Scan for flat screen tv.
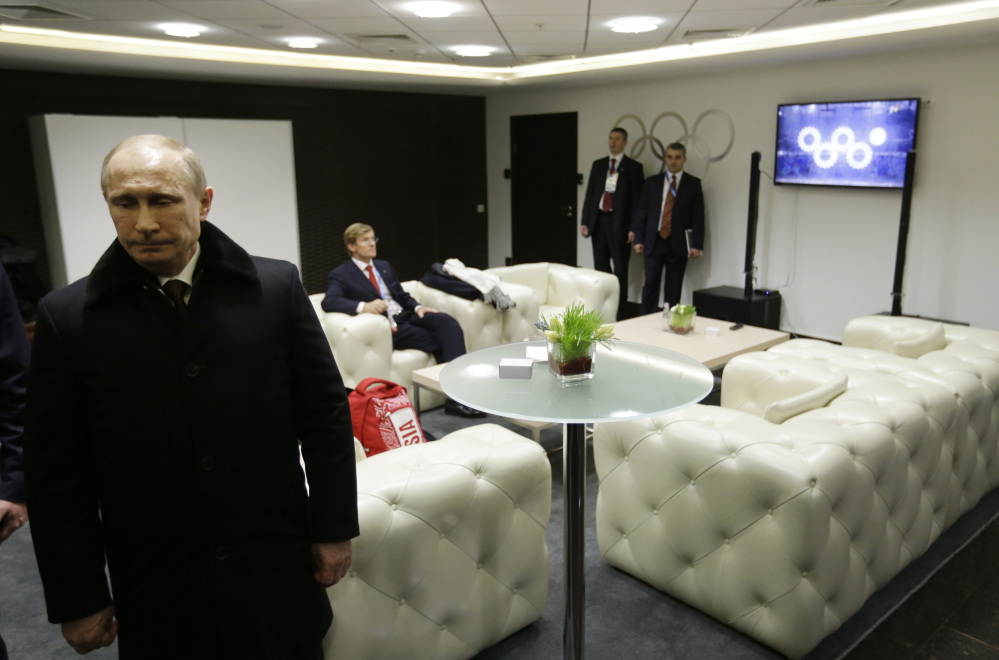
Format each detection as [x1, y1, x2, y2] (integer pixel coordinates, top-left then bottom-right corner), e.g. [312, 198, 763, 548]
[774, 98, 920, 189]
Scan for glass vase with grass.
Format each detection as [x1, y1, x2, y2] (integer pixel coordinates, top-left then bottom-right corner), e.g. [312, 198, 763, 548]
[537, 301, 616, 385]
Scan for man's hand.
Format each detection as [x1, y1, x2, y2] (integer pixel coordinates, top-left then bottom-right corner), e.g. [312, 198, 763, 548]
[415, 306, 439, 319]
[689, 248, 703, 259]
[580, 225, 589, 238]
[313, 540, 352, 588]
[361, 299, 388, 315]
[62, 605, 117, 655]
[0, 500, 27, 544]
[634, 243, 644, 255]
[627, 231, 634, 244]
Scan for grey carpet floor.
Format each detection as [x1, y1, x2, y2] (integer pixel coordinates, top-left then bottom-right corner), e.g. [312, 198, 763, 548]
[2, 406, 997, 659]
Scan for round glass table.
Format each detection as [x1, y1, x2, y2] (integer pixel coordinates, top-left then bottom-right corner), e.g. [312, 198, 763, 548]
[441, 340, 713, 660]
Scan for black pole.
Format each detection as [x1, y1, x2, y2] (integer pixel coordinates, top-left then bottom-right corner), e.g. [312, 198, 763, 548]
[891, 150, 917, 316]
[745, 151, 761, 298]
[563, 422, 586, 659]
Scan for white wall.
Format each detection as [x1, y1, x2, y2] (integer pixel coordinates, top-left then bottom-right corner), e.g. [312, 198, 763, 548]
[30, 115, 300, 287]
[484, 42, 999, 340]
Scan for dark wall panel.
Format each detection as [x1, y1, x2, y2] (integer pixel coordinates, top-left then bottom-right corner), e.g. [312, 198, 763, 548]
[0, 69, 487, 303]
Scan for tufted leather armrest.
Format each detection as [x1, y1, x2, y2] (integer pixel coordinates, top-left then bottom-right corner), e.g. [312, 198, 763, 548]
[324, 423, 552, 659]
[487, 262, 620, 324]
[308, 293, 439, 409]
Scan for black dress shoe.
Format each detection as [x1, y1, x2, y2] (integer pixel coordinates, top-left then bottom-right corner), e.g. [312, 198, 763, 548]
[444, 398, 487, 418]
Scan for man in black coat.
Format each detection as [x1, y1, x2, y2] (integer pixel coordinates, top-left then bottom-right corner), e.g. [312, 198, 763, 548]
[23, 135, 359, 659]
[581, 127, 644, 320]
[632, 142, 706, 314]
[321, 223, 483, 418]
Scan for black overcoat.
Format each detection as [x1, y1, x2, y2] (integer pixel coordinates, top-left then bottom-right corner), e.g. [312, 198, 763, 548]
[24, 222, 359, 659]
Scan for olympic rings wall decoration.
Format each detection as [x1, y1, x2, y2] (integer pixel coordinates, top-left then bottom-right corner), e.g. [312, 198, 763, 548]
[615, 110, 735, 177]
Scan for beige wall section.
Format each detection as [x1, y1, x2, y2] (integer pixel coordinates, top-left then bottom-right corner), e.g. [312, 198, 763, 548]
[484, 42, 999, 341]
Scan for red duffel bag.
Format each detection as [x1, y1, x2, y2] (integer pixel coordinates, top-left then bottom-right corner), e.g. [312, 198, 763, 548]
[348, 378, 427, 457]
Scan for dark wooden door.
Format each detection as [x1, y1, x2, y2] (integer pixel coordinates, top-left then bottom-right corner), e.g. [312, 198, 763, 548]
[510, 112, 578, 265]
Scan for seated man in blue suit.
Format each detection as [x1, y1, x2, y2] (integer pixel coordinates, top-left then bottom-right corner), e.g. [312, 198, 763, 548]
[322, 223, 484, 418]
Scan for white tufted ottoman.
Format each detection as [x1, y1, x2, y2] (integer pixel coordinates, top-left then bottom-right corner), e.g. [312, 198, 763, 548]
[323, 423, 552, 659]
[594, 320, 999, 658]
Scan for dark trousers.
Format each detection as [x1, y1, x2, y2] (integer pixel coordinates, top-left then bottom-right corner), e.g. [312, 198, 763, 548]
[640, 234, 688, 315]
[591, 213, 630, 320]
[393, 310, 466, 363]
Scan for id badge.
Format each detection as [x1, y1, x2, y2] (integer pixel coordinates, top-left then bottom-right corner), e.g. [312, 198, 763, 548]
[604, 172, 619, 193]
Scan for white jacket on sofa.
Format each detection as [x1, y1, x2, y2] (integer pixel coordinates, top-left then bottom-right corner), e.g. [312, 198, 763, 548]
[594, 316, 999, 658]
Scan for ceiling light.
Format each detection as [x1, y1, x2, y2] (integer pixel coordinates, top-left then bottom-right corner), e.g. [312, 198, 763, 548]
[610, 17, 661, 34]
[287, 37, 320, 49]
[160, 23, 204, 38]
[453, 45, 493, 57]
[410, 2, 455, 18]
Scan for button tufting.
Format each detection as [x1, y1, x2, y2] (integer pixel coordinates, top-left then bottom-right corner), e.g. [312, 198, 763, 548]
[391, 504, 398, 510]
[400, 599, 406, 606]
[441, 625, 447, 631]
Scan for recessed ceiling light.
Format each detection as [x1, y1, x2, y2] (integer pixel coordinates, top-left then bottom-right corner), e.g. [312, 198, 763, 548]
[609, 17, 661, 34]
[288, 37, 320, 49]
[410, 2, 455, 18]
[160, 23, 204, 38]
[453, 45, 493, 57]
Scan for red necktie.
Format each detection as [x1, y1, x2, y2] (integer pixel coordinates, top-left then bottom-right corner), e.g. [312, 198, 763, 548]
[659, 174, 676, 240]
[365, 265, 381, 295]
[601, 158, 617, 212]
[162, 279, 188, 314]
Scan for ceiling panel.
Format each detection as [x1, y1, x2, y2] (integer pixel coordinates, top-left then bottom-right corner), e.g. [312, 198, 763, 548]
[261, 0, 390, 19]
[159, 1, 290, 21]
[483, 0, 593, 15]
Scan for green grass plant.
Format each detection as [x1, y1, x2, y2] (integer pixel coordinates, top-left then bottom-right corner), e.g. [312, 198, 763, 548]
[541, 301, 615, 362]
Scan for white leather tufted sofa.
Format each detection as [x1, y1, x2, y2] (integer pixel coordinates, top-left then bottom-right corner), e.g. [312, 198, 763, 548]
[593, 316, 999, 658]
[323, 423, 552, 659]
[308, 263, 618, 409]
[487, 262, 619, 325]
[401, 279, 539, 353]
[309, 293, 443, 410]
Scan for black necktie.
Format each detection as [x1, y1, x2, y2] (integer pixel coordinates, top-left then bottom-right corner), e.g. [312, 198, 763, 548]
[162, 279, 188, 314]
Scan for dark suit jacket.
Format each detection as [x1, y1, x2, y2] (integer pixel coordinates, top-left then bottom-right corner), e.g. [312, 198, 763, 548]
[632, 171, 705, 257]
[24, 222, 358, 658]
[321, 259, 419, 315]
[0, 263, 29, 504]
[581, 154, 644, 243]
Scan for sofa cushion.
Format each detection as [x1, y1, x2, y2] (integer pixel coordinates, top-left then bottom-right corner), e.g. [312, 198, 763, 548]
[892, 322, 946, 358]
[763, 374, 848, 424]
[721, 352, 847, 421]
[843, 316, 947, 358]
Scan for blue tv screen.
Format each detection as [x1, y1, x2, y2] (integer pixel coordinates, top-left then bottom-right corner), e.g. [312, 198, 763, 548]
[774, 98, 920, 189]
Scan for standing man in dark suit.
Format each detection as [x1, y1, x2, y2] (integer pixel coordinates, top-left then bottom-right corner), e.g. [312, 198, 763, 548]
[321, 223, 483, 418]
[581, 127, 644, 319]
[24, 135, 358, 659]
[632, 142, 705, 314]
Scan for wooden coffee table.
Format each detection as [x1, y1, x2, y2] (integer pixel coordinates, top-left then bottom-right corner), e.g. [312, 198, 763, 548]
[411, 362, 554, 443]
[611, 313, 789, 369]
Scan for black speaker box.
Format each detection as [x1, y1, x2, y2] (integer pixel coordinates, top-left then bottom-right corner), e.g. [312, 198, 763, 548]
[692, 286, 781, 330]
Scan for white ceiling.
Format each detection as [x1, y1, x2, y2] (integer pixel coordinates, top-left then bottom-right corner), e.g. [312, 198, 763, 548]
[1, 0, 998, 90]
